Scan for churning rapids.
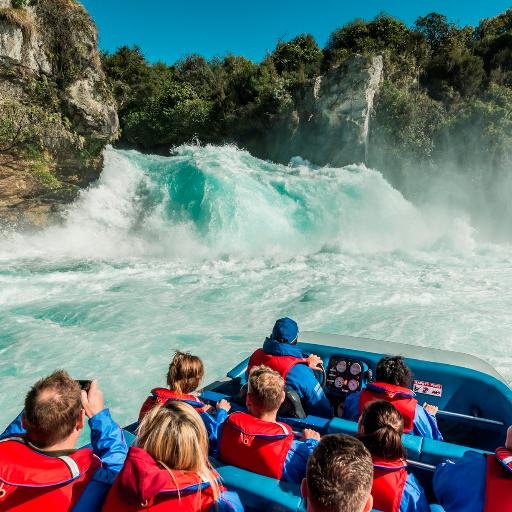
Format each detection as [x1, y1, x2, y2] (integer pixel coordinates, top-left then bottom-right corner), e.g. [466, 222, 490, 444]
[1, 145, 511, 428]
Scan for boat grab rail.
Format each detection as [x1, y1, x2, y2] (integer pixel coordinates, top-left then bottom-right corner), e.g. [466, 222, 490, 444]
[436, 409, 505, 427]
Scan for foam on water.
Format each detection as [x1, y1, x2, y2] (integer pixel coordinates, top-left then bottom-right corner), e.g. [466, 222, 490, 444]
[0, 145, 510, 428]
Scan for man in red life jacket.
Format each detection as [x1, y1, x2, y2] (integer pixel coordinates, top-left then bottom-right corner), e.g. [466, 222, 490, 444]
[218, 365, 321, 483]
[301, 434, 374, 512]
[0, 370, 127, 512]
[343, 355, 443, 440]
[434, 425, 512, 512]
[247, 317, 332, 417]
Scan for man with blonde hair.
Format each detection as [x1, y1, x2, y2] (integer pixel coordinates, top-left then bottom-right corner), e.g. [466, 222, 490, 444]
[218, 365, 320, 483]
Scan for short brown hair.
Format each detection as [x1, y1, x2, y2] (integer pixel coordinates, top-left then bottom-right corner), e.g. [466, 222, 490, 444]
[24, 370, 82, 448]
[306, 434, 373, 512]
[166, 351, 204, 393]
[247, 365, 284, 412]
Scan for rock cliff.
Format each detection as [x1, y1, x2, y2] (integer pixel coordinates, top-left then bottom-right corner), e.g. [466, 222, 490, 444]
[0, 0, 118, 226]
[245, 55, 383, 167]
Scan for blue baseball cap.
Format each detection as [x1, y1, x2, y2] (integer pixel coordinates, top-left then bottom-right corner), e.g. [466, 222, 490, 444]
[271, 317, 299, 344]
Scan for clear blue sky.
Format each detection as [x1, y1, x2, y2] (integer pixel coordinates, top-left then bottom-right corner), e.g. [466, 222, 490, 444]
[80, 0, 512, 64]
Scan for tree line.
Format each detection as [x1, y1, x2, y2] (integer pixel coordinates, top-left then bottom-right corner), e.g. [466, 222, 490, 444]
[102, 10, 512, 181]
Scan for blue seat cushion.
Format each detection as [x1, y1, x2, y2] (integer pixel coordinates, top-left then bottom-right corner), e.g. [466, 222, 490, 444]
[214, 463, 304, 512]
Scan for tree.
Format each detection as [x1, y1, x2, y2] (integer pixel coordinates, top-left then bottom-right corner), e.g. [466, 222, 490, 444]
[414, 13, 454, 51]
[123, 81, 213, 148]
[270, 34, 323, 77]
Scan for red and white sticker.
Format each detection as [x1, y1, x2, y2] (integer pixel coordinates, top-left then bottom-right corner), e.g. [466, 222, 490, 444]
[413, 380, 443, 397]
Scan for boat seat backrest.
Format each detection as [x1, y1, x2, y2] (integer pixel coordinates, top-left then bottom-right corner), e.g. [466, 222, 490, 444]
[214, 463, 303, 511]
[420, 437, 486, 465]
[326, 417, 483, 465]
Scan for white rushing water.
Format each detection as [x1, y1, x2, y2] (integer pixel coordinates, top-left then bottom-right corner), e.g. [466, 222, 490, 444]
[0, 145, 511, 429]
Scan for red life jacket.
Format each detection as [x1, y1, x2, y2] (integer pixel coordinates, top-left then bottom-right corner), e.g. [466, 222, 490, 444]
[102, 467, 223, 512]
[248, 348, 308, 381]
[371, 457, 408, 512]
[484, 447, 512, 512]
[218, 411, 294, 480]
[139, 388, 208, 422]
[0, 436, 101, 512]
[359, 382, 417, 433]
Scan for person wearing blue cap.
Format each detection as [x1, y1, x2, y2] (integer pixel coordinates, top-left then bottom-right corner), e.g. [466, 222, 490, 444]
[247, 317, 332, 417]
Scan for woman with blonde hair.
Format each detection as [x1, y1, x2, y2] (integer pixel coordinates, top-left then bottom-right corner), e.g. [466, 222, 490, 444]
[139, 351, 230, 447]
[102, 401, 242, 511]
[358, 400, 430, 512]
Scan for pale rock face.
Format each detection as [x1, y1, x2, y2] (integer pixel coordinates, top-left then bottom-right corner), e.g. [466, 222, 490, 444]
[0, 20, 23, 62]
[257, 55, 384, 167]
[64, 75, 119, 138]
[296, 54, 384, 165]
[0, 6, 51, 73]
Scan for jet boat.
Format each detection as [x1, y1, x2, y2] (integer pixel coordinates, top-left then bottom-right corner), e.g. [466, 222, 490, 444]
[126, 331, 512, 511]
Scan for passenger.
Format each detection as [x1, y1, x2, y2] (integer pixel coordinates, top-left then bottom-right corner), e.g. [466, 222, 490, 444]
[343, 355, 443, 440]
[139, 350, 230, 447]
[0, 370, 127, 511]
[247, 317, 332, 417]
[102, 401, 243, 511]
[358, 400, 430, 512]
[218, 365, 321, 483]
[301, 433, 374, 512]
[433, 424, 512, 511]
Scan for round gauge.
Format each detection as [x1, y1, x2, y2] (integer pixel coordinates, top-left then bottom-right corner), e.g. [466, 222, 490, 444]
[334, 377, 344, 388]
[336, 360, 347, 373]
[348, 379, 359, 391]
[350, 362, 362, 375]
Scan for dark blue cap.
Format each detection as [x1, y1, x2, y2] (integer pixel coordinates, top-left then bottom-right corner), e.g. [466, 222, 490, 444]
[271, 317, 299, 344]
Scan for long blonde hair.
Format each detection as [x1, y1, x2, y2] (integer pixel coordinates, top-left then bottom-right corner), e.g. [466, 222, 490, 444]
[137, 401, 220, 501]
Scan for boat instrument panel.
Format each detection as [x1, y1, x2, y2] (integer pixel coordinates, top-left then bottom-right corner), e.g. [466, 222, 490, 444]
[325, 355, 370, 416]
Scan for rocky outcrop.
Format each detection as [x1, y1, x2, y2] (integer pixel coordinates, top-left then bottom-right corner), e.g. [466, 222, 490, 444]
[0, 0, 118, 226]
[246, 55, 384, 167]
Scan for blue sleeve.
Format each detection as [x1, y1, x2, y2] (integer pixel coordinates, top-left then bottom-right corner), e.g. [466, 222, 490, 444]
[286, 365, 332, 417]
[433, 451, 486, 512]
[413, 406, 443, 440]
[282, 438, 319, 484]
[400, 473, 430, 512]
[88, 409, 128, 482]
[72, 409, 128, 512]
[0, 411, 25, 439]
[342, 392, 361, 421]
[201, 409, 228, 452]
[215, 490, 244, 512]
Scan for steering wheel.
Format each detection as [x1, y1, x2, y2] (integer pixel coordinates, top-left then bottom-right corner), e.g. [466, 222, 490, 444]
[313, 363, 327, 388]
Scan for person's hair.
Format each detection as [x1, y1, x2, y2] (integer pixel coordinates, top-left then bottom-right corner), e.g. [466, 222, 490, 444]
[375, 356, 413, 388]
[24, 369, 82, 449]
[306, 434, 373, 512]
[359, 400, 406, 460]
[137, 400, 220, 500]
[166, 351, 204, 393]
[247, 365, 284, 412]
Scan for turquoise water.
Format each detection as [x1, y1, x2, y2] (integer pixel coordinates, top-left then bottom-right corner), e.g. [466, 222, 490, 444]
[1, 145, 511, 429]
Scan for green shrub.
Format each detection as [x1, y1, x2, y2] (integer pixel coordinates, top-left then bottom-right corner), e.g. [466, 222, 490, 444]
[12, 0, 29, 9]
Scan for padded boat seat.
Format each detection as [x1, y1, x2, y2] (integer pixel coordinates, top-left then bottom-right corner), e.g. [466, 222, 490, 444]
[420, 437, 486, 465]
[326, 417, 422, 459]
[215, 464, 304, 511]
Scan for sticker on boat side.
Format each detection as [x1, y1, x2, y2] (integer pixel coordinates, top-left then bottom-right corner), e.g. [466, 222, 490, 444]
[413, 380, 443, 397]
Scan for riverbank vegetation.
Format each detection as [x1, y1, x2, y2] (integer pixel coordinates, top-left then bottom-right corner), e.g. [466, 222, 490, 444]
[102, 9, 512, 183]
